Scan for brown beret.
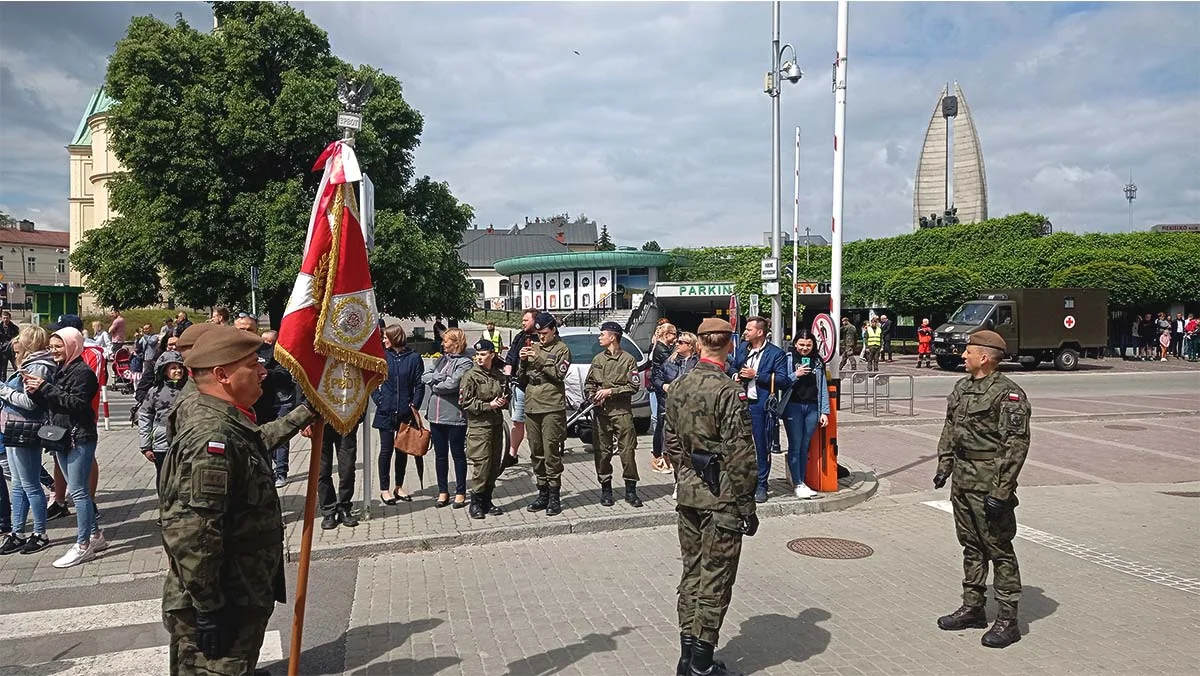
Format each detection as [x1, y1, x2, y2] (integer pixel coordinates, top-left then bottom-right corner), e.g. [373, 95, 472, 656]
[177, 323, 219, 352]
[968, 330, 1007, 351]
[184, 325, 263, 369]
[696, 317, 734, 336]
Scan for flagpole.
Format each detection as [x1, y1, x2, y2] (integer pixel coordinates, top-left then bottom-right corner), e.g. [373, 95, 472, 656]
[288, 419, 323, 676]
[791, 125, 800, 341]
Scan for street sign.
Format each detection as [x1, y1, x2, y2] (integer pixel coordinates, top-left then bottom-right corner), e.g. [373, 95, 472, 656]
[812, 313, 837, 363]
[762, 281, 780, 296]
[250, 266, 259, 289]
[760, 258, 779, 281]
[729, 295, 739, 333]
[748, 293, 760, 317]
[337, 112, 362, 131]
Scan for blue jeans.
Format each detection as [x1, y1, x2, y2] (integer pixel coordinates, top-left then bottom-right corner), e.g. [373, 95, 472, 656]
[0, 454, 9, 534]
[783, 402, 820, 488]
[430, 423, 467, 496]
[8, 446, 49, 535]
[748, 404, 771, 492]
[56, 441, 98, 545]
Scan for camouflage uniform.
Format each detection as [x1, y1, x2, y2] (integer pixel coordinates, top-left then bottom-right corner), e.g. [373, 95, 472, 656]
[458, 363, 507, 497]
[584, 348, 640, 483]
[936, 370, 1031, 620]
[664, 360, 757, 645]
[518, 336, 571, 488]
[160, 392, 313, 675]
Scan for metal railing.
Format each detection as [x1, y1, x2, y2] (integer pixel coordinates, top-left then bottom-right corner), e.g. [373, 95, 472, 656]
[871, 374, 914, 417]
[560, 292, 614, 327]
[848, 371, 873, 414]
[625, 291, 656, 334]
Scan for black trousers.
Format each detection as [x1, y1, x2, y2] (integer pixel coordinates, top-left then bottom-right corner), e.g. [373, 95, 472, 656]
[318, 422, 358, 515]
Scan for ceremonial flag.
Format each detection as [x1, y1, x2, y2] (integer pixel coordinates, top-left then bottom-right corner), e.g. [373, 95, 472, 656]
[276, 140, 388, 435]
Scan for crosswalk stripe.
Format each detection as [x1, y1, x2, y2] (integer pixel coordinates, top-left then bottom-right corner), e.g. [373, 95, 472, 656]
[11, 630, 284, 676]
[0, 598, 161, 641]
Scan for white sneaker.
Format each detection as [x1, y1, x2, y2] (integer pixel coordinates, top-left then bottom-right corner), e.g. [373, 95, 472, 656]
[90, 531, 109, 553]
[794, 484, 818, 500]
[1160, 358, 1167, 362]
[52, 542, 96, 569]
[671, 486, 677, 501]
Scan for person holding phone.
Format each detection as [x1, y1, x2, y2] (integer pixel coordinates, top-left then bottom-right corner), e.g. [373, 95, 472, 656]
[783, 330, 829, 500]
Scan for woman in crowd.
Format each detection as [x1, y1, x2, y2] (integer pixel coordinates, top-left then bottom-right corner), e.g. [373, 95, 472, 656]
[457, 339, 509, 519]
[372, 324, 425, 505]
[0, 326, 56, 555]
[26, 327, 102, 568]
[136, 351, 187, 494]
[782, 330, 829, 500]
[423, 328, 472, 508]
[654, 330, 698, 476]
[648, 321, 677, 473]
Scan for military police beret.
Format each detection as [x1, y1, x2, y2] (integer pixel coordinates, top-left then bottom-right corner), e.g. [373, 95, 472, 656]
[177, 323, 219, 352]
[600, 321, 623, 335]
[474, 339, 495, 352]
[184, 326, 264, 369]
[534, 312, 557, 330]
[968, 330, 1007, 351]
[696, 317, 734, 335]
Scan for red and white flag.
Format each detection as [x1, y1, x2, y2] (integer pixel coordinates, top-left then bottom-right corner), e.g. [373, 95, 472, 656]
[275, 140, 388, 435]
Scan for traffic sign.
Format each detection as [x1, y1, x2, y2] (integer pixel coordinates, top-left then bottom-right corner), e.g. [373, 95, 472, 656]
[748, 293, 760, 317]
[729, 294, 739, 332]
[812, 313, 836, 363]
[760, 258, 778, 281]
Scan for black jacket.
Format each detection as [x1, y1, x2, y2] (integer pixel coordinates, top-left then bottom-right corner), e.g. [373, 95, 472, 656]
[32, 358, 99, 445]
[253, 343, 297, 423]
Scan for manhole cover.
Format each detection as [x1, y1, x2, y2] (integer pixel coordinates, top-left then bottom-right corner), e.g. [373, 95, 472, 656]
[1161, 491, 1200, 499]
[1104, 424, 1147, 431]
[787, 537, 873, 559]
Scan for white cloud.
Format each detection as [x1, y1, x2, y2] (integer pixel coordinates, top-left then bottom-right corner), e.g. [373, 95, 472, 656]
[0, 1, 1196, 245]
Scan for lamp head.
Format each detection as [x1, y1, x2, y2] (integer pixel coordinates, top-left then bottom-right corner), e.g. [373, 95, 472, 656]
[781, 60, 804, 84]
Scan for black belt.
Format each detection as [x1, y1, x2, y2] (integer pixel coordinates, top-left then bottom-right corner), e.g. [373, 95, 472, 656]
[955, 448, 996, 461]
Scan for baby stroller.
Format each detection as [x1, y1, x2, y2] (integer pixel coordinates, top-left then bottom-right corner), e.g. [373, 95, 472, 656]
[110, 346, 136, 395]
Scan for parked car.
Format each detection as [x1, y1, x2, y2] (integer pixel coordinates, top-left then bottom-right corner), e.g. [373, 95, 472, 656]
[556, 327, 652, 443]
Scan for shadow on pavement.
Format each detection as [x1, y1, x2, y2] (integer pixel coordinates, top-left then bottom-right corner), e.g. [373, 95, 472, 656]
[293, 618, 448, 675]
[724, 608, 832, 675]
[1017, 585, 1058, 634]
[500, 626, 635, 676]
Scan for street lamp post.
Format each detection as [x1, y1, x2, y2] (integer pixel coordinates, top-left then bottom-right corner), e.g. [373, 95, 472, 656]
[1124, 170, 1137, 230]
[765, 0, 804, 346]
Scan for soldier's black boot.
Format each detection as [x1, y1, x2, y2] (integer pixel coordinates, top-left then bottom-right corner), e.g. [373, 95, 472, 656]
[546, 486, 562, 516]
[676, 634, 696, 676]
[600, 480, 614, 507]
[527, 485, 550, 512]
[468, 492, 486, 520]
[482, 489, 503, 515]
[981, 617, 1021, 648]
[688, 640, 740, 676]
[624, 481, 643, 508]
[937, 605, 988, 630]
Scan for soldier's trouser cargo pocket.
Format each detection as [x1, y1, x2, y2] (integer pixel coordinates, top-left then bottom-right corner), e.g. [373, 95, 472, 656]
[165, 606, 271, 676]
[676, 507, 744, 644]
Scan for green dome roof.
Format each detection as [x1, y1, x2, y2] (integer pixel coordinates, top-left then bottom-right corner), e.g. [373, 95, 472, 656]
[494, 250, 671, 275]
[70, 87, 117, 146]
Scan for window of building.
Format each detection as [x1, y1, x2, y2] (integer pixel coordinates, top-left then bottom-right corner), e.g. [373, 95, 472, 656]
[26, 257, 36, 273]
[0, 255, 4, 271]
[499, 279, 511, 297]
[471, 279, 485, 295]
[58, 258, 67, 274]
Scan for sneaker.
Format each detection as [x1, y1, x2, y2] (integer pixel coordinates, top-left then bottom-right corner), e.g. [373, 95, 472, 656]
[0, 533, 26, 556]
[52, 542, 96, 569]
[90, 531, 109, 553]
[46, 502, 71, 521]
[671, 486, 677, 501]
[794, 484, 818, 500]
[20, 533, 50, 555]
[274, 477, 286, 489]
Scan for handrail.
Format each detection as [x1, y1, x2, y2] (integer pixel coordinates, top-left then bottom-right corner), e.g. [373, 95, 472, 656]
[625, 291, 656, 334]
[560, 291, 615, 327]
[871, 374, 914, 417]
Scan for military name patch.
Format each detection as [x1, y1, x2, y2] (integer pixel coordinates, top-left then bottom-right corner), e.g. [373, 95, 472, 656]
[198, 468, 228, 496]
[207, 441, 226, 455]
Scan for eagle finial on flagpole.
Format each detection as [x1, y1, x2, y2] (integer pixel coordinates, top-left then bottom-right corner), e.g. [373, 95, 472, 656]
[335, 75, 373, 144]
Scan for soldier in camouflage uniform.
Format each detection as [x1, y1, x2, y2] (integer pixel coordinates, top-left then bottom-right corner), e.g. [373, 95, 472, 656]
[518, 312, 572, 516]
[584, 321, 643, 508]
[159, 327, 314, 675]
[664, 317, 758, 676]
[933, 330, 1031, 649]
[458, 339, 508, 519]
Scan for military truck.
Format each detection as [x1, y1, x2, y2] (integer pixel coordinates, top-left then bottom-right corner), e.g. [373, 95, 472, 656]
[932, 288, 1109, 371]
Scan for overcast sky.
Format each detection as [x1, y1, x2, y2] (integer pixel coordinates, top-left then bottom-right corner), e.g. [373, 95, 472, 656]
[1, 1, 1196, 248]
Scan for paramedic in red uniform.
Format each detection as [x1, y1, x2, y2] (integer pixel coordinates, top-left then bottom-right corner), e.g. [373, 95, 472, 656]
[916, 318, 934, 369]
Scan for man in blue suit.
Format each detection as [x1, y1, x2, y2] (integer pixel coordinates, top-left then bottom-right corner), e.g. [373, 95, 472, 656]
[728, 316, 792, 503]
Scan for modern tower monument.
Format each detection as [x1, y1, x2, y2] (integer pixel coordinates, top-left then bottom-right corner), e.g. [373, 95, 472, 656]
[913, 82, 988, 229]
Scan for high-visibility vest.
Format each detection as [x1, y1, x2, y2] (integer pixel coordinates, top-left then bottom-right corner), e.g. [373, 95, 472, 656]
[865, 326, 882, 347]
[484, 329, 503, 348]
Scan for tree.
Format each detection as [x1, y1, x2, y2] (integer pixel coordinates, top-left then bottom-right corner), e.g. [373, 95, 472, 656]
[71, 2, 475, 323]
[641, 240, 662, 252]
[596, 224, 616, 251]
[1050, 261, 1159, 310]
[0, 212, 15, 226]
[882, 265, 981, 318]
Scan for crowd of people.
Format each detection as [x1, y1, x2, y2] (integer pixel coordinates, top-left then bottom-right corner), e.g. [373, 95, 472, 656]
[1127, 312, 1198, 361]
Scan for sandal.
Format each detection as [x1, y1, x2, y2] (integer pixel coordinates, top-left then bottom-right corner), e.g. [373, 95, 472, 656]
[380, 492, 398, 506]
[392, 488, 413, 503]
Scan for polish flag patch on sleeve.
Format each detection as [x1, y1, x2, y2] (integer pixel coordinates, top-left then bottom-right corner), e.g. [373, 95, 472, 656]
[1007, 392, 1021, 402]
[207, 441, 226, 456]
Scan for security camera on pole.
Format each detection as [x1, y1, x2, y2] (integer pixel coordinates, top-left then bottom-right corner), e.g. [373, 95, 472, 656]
[765, 0, 804, 346]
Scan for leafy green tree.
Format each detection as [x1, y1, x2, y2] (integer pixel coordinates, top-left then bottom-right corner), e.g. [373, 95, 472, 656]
[641, 240, 662, 252]
[71, 2, 475, 324]
[1050, 261, 1160, 310]
[596, 224, 616, 251]
[883, 265, 981, 318]
[0, 212, 16, 226]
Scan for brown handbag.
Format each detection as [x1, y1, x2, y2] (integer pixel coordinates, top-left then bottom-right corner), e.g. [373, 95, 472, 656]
[393, 405, 431, 457]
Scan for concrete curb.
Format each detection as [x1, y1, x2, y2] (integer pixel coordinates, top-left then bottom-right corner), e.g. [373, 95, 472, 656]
[838, 408, 1198, 428]
[288, 460, 879, 562]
